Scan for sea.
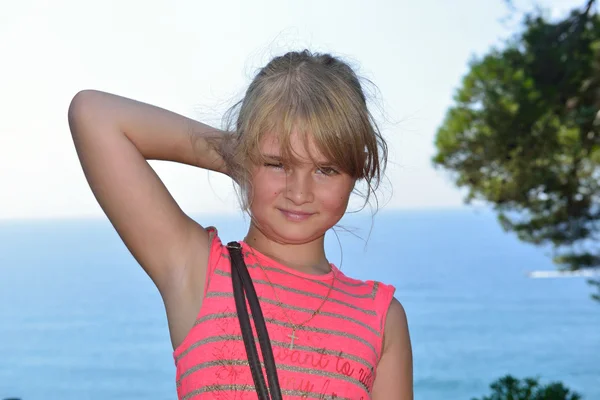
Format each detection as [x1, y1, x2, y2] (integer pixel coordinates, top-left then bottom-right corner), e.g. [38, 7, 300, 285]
[0, 209, 598, 400]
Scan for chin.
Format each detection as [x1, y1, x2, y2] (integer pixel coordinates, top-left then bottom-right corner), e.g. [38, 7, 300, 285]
[269, 225, 326, 245]
[252, 215, 327, 245]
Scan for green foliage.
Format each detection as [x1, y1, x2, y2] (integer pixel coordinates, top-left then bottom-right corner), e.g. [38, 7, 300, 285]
[433, 0, 600, 300]
[472, 375, 581, 400]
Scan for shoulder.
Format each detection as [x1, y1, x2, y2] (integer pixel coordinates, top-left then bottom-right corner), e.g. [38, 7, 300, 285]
[333, 268, 394, 294]
[332, 270, 396, 316]
[372, 297, 413, 398]
[384, 298, 409, 345]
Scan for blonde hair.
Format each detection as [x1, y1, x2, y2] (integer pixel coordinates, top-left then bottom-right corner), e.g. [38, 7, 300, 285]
[220, 50, 388, 212]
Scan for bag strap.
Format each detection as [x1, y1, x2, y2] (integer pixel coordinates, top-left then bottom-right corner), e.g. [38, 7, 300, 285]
[227, 241, 283, 400]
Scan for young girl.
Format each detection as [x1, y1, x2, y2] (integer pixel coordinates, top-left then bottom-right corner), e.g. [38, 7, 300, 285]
[68, 50, 412, 399]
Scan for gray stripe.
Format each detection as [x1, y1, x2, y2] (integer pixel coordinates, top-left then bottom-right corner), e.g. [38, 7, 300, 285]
[178, 360, 367, 397]
[190, 312, 377, 357]
[178, 359, 249, 382]
[206, 291, 380, 336]
[277, 361, 367, 389]
[248, 263, 373, 299]
[175, 334, 239, 362]
[175, 334, 374, 369]
[223, 250, 373, 288]
[214, 269, 376, 315]
[243, 261, 375, 297]
[264, 316, 377, 357]
[182, 384, 354, 400]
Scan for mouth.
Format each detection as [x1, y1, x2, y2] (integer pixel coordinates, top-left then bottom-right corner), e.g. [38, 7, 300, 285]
[278, 209, 315, 221]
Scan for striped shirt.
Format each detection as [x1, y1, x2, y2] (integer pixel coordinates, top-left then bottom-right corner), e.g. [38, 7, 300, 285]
[173, 228, 396, 399]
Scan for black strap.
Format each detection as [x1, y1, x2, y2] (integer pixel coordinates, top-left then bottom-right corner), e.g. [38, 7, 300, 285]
[227, 242, 283, 400]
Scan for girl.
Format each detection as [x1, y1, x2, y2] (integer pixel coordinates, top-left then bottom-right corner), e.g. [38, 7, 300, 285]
[68, 50, 412, 399]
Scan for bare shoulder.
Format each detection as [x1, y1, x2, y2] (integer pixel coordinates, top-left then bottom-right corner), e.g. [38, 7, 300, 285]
[385, 298, 410, 341]
[371, 298, 413, 399]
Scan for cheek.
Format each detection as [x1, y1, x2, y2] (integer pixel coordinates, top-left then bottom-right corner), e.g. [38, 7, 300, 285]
[250, 171, 284, 204]
[317, 183, 353, 212]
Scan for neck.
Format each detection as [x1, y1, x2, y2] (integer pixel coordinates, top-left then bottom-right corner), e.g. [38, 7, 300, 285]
[244, 222, 331, 275]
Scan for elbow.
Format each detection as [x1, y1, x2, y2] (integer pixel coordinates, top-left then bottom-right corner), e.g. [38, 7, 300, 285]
[68, 90, 102, 137]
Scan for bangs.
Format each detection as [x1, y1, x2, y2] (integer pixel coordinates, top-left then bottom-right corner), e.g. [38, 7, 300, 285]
[239, 72, 372, 178]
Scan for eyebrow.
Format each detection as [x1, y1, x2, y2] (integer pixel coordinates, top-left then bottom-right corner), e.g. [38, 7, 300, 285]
[262, 154, 282, 160]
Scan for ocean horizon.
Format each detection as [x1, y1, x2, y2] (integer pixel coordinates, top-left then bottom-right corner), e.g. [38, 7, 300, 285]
[1, 208, 598, 399]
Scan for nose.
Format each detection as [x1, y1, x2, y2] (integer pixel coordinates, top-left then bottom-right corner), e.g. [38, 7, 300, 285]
[284, 170, 314, 205]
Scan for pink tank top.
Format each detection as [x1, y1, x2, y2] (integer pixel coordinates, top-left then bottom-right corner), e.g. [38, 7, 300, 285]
[173, 228, 396, 399]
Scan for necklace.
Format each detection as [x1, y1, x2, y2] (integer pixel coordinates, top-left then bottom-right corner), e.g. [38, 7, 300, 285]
[251, 248, 336, 350]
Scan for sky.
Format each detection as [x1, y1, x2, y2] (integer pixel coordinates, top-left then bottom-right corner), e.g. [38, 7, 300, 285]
[0, 0, 586, 220]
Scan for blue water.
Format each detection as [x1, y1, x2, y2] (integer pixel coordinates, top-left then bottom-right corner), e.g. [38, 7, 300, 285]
[0, 209, 598, 399]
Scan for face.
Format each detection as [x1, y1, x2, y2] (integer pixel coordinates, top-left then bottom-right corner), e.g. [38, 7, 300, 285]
[247, 131, 356, 245]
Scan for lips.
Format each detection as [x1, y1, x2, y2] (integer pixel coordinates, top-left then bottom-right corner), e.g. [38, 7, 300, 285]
[279, 209, 315, 221]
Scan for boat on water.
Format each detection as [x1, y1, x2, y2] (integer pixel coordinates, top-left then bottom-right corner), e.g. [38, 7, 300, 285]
[527, 269, 600, 278]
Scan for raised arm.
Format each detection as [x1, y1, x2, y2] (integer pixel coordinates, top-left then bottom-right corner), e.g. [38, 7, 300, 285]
[68, 90, 226, 297]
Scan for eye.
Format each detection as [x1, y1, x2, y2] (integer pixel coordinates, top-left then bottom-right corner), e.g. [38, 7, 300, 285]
[264, 162, 284, 169]
[317, 166, 339, 176]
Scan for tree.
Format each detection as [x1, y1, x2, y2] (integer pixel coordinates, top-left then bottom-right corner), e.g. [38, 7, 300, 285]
[472, 375, 581, 400]
[433, 0, 600, 301]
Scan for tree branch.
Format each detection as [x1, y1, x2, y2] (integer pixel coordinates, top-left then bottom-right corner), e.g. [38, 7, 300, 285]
[584, 0, 596, 17]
